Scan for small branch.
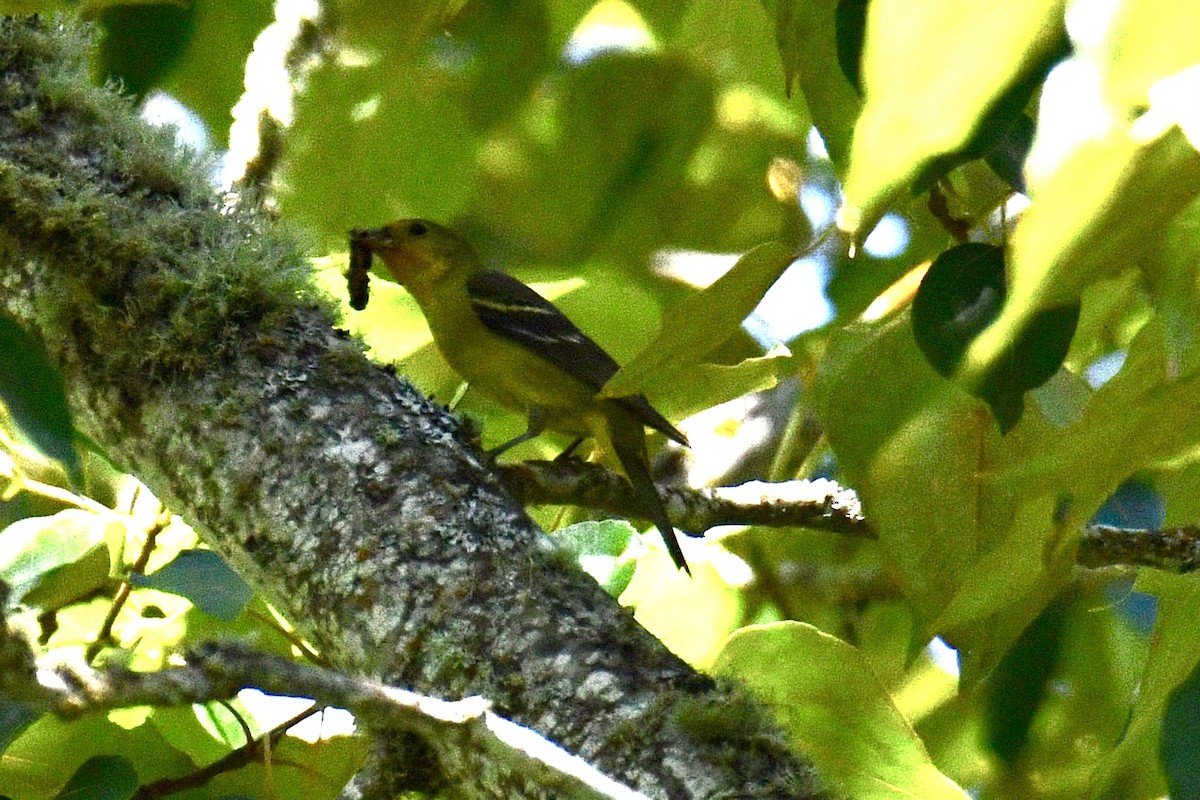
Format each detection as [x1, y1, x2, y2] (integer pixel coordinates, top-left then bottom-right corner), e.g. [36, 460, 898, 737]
[1078, 525, 1200, 573]
[500, 460, 1200, 573]
[927, 181, 972, 242]
[87, 507, 169, 662]
[137, 705, 324, 800]
[498, 460, 867, 538]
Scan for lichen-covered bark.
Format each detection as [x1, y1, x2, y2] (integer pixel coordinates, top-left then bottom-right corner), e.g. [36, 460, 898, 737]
[0, 17, 826, 800]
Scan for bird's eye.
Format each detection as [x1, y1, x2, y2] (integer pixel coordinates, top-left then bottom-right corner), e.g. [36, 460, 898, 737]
[408, 221, 428, 236]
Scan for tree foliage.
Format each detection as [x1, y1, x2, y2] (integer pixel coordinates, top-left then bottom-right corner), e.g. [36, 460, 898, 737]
[2, 1, 1200, 799]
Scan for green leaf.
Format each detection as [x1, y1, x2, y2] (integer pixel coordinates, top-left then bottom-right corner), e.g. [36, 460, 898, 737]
[1143, 196, 1200, 375]
[207, 734, 368, 800]
[978, 599, 1065, 763]
[0, 702, 41, 755]
[1097, 569, 1200, 793]
[815, 316, 1078, 680]
[1161, 655, 1200, 798]
[555, 519, 637, 596]
[912, 243, 1007, 377]
[53, 756, 137, 800]
[1098, 0, 1200, 113]
[478, 51, 718, 262]
[602, 241, 795, 397]
[622, 553, 742, 669]
[913, 243, 1080, 432]
[131, 548, 252, 620]
[93, 2, 195, 100]
[442, 0, 554, 130]
[0, 311, 82, 485]
[909, 30, 1067, 196]
[981, 112, 1036, 194]
[655, 347, 792, 423]
[556, 519, 634, 559]
[713, 622, 970, 799]
[761, 0, 861, 167]
[0, 511, 118, 611]
[976, 302, 1079, 433]
[967, 126, 1200, 378]
[0, 714, 191, 799]
[839, 0, 1067, 236]
[279, 5, 481, 245]
[833, 0, 867, 91]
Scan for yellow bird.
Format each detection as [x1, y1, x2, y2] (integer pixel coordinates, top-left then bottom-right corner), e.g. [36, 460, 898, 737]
[350, 219, 690, 573]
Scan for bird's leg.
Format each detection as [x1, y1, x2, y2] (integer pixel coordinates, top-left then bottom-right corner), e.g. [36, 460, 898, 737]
[553, 437, 586, 463]
[489, 406, 548, 459]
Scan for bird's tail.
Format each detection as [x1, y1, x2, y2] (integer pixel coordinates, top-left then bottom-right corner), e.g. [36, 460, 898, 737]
[603, 401, 690, 574]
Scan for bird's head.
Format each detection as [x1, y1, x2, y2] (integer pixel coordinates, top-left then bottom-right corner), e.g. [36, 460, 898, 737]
[350, 218, 479, 290]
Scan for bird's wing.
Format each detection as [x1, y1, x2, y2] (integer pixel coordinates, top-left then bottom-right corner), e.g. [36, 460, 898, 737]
[467, 270, 619, 391]
[467, 270, 688, 446]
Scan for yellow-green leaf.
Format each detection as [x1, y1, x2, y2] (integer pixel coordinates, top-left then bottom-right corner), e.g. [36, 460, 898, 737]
[601, 241, 795, 398]
[714, 622, 970, 800]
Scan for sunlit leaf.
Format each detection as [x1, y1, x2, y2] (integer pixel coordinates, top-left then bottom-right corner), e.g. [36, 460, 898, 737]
[0, 714, 191, 799]
[714, 623, 970, 799]
[839, 0, 1067, 236]
[602, 241, 795, 397]
[1098, 0, 1200, 113]
[0, 511, 118, 611]
[967, 127, 1200, 379]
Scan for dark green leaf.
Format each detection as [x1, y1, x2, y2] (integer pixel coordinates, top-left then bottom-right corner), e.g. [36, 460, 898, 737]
[0, 312, 82, 485]
[983, 112, 1035, 194]
[94, 3, 196, 100]
[0, 701, 41, 755]
[978, 301, 1080, 433]
[54, 755, 138, 800]
[912, 243, 1006, 377]
[980, 599, 1066, 763]
[1162, 656, 1200, 799]
[131, 549, 252, 620]
[834, 0, 867, 91]
[913, 243, 1079, 432]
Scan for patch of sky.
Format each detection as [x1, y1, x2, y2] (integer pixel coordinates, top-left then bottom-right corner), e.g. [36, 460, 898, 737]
[563, 0, 656, 64]
[1085, 350, 1127, 388]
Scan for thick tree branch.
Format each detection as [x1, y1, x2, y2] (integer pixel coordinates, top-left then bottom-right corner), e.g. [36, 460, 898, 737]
[0, 17, 824, 800]
[0, 610, 649, 800]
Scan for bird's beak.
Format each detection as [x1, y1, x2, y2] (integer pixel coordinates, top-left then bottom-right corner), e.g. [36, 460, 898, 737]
[349, 227, 392, 252]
